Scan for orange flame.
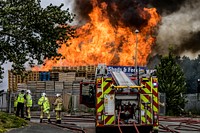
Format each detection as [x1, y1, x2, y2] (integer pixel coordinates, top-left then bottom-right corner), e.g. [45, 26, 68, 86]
[33, 1, 160, 71]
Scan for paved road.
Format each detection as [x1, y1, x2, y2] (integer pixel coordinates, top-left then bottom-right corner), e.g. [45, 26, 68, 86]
[160, 121, 200, 133]
[7, 116, 200, 133]
[7, 122, 73, 133]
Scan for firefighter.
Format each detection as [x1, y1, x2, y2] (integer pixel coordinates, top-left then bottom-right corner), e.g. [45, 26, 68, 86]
[14, 95, 18, 114]
[16, 90, 26, 118]
[25, 90, 32, 121]
[38, 92, 51, 123]
[53, 93, 63, 124]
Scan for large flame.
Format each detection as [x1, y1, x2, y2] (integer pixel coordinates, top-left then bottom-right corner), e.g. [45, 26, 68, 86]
[33, 1, 160, 71]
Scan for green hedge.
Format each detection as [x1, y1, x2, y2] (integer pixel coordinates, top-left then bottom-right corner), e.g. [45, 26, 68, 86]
[0, 112, 27, 133]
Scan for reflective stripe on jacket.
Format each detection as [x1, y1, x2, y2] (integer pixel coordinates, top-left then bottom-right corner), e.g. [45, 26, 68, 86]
[43, 97, 50, 112]
[54, 97, 63, 111]
[17, 93, 25, 103]
[38, 96, 45, 106]
[14, 98, 18, 107]
[26, 94, 32, 107]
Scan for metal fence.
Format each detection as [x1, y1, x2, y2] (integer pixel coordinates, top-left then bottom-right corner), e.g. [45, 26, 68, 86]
[185, 93, 200, 112]
[3, 80, 89, 113]
[159, 93, 166, 116]
[2, 89, 199, 115]
[0, 92, 7, 111]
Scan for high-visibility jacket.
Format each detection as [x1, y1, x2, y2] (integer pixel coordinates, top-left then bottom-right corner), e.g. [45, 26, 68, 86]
[43, 97, 50, 112]
[26, 94, 32, 107]
[17, 93, 25, 103]
[38, 96, 45, 106]
[53, 97, 63, 111]
[14, 97, 18, 108]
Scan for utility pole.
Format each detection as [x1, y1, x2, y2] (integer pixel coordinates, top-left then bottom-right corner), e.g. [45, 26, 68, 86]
[135, 29, 139, 85]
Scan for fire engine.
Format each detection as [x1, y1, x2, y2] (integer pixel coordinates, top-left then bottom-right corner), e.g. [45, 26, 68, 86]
[80, 64, 159, 133]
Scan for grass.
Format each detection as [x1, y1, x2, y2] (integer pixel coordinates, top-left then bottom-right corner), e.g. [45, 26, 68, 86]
[0, 112, 27, 133]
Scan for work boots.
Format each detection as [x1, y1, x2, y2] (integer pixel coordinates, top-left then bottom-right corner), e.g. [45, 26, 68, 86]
[56, 120, 61, 124]
[25, 118, 30, 121]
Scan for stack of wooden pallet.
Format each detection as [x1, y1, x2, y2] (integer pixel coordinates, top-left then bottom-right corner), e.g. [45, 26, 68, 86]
[78, 66, 87, 71]
[50, 72, 59, 81]
[55, 81, 64, 93]
[58, 72, 68, 81]
[27, 81, 37, 93]
[36, 81, 46, 93]
[72, 81, 81, 95]
[63, 81, 73, 93]
[8, 71, 40, 92]
[45, 81, 55, 93]
[17, 83, 27, 91]
[27, 71, 39, 81]
[86, 65, 97, 72]
[66, 72, 76, 81]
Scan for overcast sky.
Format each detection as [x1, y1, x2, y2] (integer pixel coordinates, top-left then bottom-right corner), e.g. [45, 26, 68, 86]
[41, 0, 65, 7]
[0, 0, 67, 91]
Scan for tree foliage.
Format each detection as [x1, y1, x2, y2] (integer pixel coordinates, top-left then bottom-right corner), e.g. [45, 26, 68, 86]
[155, 50, 187, 116]
[177, 55, 200, 93]
[0, 0, 76, 82]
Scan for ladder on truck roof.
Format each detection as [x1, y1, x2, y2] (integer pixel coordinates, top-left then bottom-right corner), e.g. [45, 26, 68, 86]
[110, 70, 141, 89]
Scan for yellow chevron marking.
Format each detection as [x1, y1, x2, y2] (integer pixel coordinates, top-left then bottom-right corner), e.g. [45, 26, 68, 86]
[141, 116, 146, 123]
[140, 94, 153, 124]
[101, 77, 104, 93]
[97, 98, 103, 113]
[108, 116, 115, 125]
[141, 104, 146, 123]
[97, 105, 103, 113]
[102, 78, 112, 94]
[146, 81, 152, 93]
[141, 81, 151, 93]
[152, 87, 158, 112]
[103, 115, 115, 125]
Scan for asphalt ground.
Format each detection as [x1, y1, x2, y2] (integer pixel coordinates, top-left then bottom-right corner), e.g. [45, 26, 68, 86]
[7, 121, 74, 133]
[159, 117, 200, 133]
[6, 114, 200, 133]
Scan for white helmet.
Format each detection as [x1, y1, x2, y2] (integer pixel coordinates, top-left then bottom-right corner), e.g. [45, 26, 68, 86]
[41, 92, 46, 97]
[56, 93, 61, 97]
[26, 90, 31, 94]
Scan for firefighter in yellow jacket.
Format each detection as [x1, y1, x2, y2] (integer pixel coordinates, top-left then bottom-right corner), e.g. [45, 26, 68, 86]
[38, 92, 51, 123]
[25, 90, 32, 121]
[14, 95, 18, 114]
[53, 94, 63, 124]
[16, 90, 25, 118]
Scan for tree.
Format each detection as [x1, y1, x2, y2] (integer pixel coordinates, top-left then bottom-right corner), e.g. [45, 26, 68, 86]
[155, 50, 187, 116]
[176, 55, 200, 93]
[0, 0, 76, 82]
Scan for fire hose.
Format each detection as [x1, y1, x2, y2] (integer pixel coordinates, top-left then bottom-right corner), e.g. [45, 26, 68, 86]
[159, 116, 200, 132]
[117, 109, 140, 133]
[118, 110, 123, 133]
[133, 121, 140, 133]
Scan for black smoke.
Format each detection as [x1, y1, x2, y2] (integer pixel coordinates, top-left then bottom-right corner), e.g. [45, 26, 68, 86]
[73, 0, 93, 23]
[174, 31, 200, 54]
[149, 0, 187, 15]
[153, 0, 200, 56]
[73, 0, 153, 29]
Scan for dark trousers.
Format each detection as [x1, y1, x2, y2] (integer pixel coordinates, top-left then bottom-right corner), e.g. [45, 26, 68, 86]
[16, 102, 24, 118]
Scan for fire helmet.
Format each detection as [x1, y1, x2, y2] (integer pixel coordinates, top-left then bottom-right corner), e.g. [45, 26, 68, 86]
[41, 92, 46, 97]
[26, 90, 31, 94]
[56, 94, 61, 97]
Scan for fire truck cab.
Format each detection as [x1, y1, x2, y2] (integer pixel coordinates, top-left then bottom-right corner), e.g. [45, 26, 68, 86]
[80, 64, 159, 133]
